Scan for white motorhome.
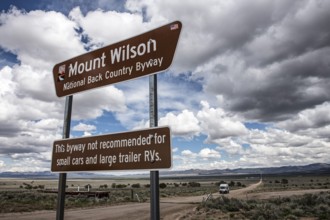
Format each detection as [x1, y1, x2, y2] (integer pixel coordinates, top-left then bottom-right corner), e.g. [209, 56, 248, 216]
[219, 183, 230, 194]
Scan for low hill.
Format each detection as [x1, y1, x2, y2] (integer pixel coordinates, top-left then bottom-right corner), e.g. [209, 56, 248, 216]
[0, 163, 329, 178]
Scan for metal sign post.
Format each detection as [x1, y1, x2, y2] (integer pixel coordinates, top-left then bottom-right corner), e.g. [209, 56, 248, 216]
[52, 21, 182, 220]
[149, 74, 159, 219]
[56, 95, 73, 220]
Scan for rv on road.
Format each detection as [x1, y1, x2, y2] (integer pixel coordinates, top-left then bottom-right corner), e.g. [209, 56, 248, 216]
[219, 183, 230, 194]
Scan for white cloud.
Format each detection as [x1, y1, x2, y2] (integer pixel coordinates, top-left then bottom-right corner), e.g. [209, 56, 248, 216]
[199, 148, 221, 159]
[181, 149, 197, 158]
[159, 110, 200, 137]
[6, 152, 51, 172]
[0, 7, 85, 70]
[82, 131, 93, 137]
[277, 102, 330, 132]
[236, 127, 330, 167]
[73, 122, 96, 132]
[115, 73, 204, 131]
[72, 86, 127, 120]
[215, 138, 244, 155]
[0, 65, 15, 96]
[174, 147, 222, 170]
[69, 7, 147, 48]
[197, 101, 248, 140]
[1, 1, 330, 172]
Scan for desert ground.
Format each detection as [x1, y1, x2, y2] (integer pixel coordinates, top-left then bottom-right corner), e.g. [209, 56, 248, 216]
[1, 177, 329, 220]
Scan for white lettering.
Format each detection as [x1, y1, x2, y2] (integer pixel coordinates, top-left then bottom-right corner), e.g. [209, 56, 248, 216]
[99, 154, 117, 167]
[66, 143, 86, 154]
[110, 39, 157, 64]
[144, 150, 160, 162]
[105, 66, 133, 79]
[87, 73, 103, 84]
[136, 57, 163, 72]
[68, 52, 106, 77]
[63, 78, 86, 91]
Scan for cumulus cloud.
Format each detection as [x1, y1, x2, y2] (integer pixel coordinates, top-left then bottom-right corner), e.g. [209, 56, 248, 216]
[238, 127, 330, 167]
[73, 122, 96, 132]
[159, 110, 200, 137]
[215, 138, 244, 155]
[0, 118, 61, 155]
[197, 101, 248, 140]
[175, 148, 221, 170]
[126, 0, 330, 122]
[181, 149, 197, 158]
[1, 0, 330, 172]
[69, 7, 147, 48]
[199, 148, 221, 159]
[0, 7, 128, 171]
[72, 85, 127, 120]
[277, 102, 330, 132]
[0, 7, 85, 69]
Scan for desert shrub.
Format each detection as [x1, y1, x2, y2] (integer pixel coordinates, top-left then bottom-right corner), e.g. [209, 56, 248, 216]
[111, 183, 116, 188]
[291, 208, 304, 217]
[203, 196, 247, 213]
[103, 184, 108, 189]
[84, 184, 92, 190]
[315, 204, 330, 220]
[188, 182, 200, 187]
[248, 203, 281, 220]
[215, 181, 226, 186]
[198, 192, 330, 220]
[131, 183, 140, 188]
[0, 191, 58, 213]
[298, 194, 317, 206]
[159, 183, 167, 189]
[144, 184, 150, 188]
[116, 184, 127, 188]
[285, 214, 299, 220]
[22, 182, 32, 190]
[229, 181, 235, 187]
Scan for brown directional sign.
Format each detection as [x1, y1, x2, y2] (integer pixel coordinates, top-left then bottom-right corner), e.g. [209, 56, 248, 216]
[53, 21, 182, 97]
[51, 127, 171, 172]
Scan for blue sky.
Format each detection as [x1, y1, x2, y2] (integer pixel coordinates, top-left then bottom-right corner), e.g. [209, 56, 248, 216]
[0, 0, 330, 173]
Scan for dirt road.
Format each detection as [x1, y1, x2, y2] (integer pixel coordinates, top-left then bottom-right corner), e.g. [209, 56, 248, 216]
[1, 180, 328, 220]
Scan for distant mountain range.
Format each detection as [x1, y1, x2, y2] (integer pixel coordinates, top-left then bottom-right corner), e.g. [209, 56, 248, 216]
[160, 163, 330, 176]
[1, 163, 329, 178]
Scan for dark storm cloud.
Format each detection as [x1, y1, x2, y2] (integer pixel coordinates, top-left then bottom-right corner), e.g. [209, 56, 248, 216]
[0, 147, 35, 154]
[202, 0, 330, 122]
[0, 122, 21, 137]
[233, 48, 330, 121]
[242, 0, 330, 67]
